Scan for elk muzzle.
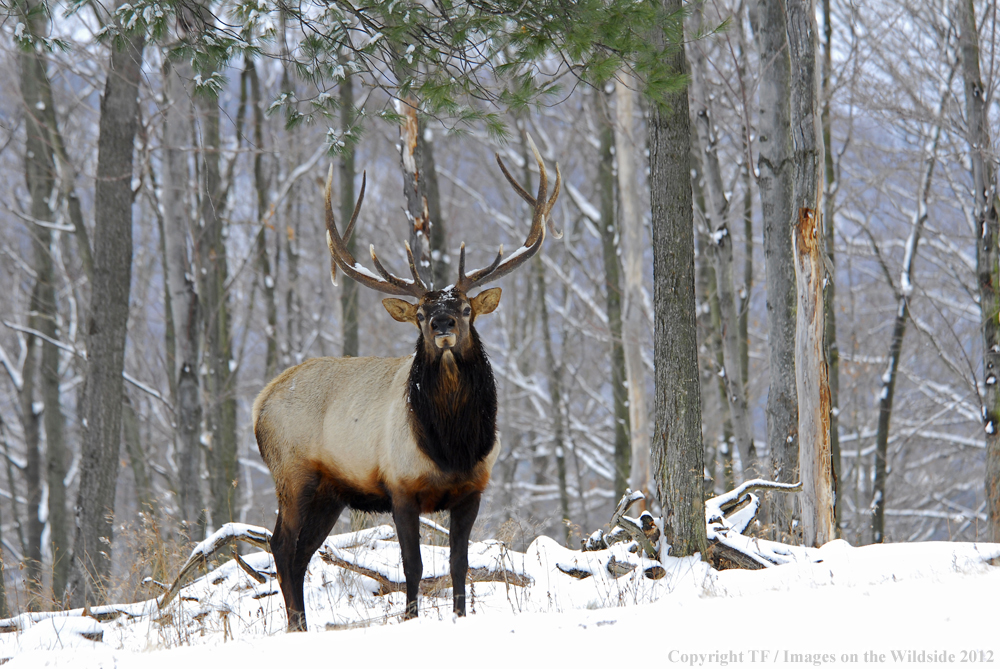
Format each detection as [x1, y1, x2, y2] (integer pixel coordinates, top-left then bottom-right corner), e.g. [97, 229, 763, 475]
[431, 314, 458, 349]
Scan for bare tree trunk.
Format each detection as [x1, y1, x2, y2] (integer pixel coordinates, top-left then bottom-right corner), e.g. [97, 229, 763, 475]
[398, 99, 434, 287]
[649, 0, 707, 558]
[787, 0, 831, 547]
[248, 60, 278, 379]
[598, 87, 632, 500]
[613, 74, 651, 500]
[794, 209, 834, 547]
[339, 65, 359, 359]
[162, 55, 205, 534]
[871, 91, 948, 543]
[751, 0, 799, 535]
[122, 393, 153, 513]
[820, 0, 841, 537]
[18, 6, 71, 600]
[19, 293, 42, 606]
[517, 127, 571, 543]
[958, 0, 1000, 542]
[705, 253, 736, 492]
[421, 128, 449, 290]
[688, 18, 759, 479]
[196, 83, 238, 530]
[0, 471, 8, 617]
[17, 8, 55, 604]
[67, 24, 145, 608]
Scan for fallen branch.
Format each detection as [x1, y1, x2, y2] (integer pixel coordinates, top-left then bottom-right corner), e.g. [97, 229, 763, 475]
[159, 523, 272, 609]
[584, 489, 659, 558]
[319, 544, 532, 595]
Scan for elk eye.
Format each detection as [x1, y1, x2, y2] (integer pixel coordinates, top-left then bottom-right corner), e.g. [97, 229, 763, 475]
[417, 313, 425, 322]
[463, 307, 471, 317]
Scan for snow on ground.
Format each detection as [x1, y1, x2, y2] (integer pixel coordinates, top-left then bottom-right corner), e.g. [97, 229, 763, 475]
[3, 533, 999, 668]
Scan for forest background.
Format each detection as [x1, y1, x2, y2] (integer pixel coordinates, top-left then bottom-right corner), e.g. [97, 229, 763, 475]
[0, 0, 997, 618]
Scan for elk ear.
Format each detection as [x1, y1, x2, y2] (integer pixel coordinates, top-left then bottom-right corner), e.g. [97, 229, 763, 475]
[382, 298, 419, 324]
[471, 287, 501, 316]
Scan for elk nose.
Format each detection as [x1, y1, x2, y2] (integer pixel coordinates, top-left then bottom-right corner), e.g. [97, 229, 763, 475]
[431, 315, 456, 333]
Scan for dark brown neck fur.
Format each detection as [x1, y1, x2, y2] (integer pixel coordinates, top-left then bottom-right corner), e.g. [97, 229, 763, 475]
[407, 328, 497, 474]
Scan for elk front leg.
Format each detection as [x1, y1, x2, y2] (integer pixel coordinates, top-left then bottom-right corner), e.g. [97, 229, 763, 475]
[449, 492, 481, 616]
[392, 498, 423, 620]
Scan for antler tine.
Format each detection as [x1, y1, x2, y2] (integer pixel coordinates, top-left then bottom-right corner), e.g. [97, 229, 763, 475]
[495, 153, 535, 206]
[342, 171, 367, 243]
[455, 133, 561, 293]
[404, 241, 428, 292]
[369, 244, 426, 294]
[456, 242, 505, 291]
[324, 165, 426, 298]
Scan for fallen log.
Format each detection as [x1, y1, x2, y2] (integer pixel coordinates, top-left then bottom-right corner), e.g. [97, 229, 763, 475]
[318, 543, 533, 595]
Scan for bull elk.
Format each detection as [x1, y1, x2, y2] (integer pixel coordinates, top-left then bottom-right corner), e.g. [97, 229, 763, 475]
[253, 137, 560, 631]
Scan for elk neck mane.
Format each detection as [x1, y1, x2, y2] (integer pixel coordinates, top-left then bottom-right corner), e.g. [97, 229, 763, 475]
[406, 326, 497, 474]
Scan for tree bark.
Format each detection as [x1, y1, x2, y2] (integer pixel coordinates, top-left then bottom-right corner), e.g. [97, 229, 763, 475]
[161, 55, 205, 533]
[122, 393, 154, 514]
[339, 65, 360, 359]
[958, 0, 1000, 542]
[598, 87, 632, 500]
[820, 0, 841, 537]
[398, 99, 447, 288]
[751, 0, 799, 535]
[248, 59, 278, 379]
[788, 0, 832, 547]
[17, 4, 56, 604]
[196, 81, 238, 530]
[613, 74, 652, 500]
[649, 0, 708, 558]
[19, 5, 71, 597]
[422, 128, 449, 290]
[67, 23, 145, 608]
[794, 208, 834, 547]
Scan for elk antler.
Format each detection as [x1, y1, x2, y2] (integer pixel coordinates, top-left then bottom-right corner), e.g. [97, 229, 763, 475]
[455, 134, 561, 293]
[325, 166, 429, 298]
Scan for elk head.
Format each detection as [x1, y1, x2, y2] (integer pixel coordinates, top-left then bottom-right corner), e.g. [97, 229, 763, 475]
[324, 134, 561, 363]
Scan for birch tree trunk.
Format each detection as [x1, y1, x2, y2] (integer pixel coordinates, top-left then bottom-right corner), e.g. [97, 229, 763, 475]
[788, 0, 832, 547]
[751, 0, 798, 534]
[67, 21, 145, 607]
[649, 0, 707, 558]
[613, 74, 651, 499]
[162, 55, 205, 533]
[958, 0, 1000, 542]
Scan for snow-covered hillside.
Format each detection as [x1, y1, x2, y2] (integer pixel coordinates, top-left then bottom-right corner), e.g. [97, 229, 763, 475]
[2, 528, 998, 668]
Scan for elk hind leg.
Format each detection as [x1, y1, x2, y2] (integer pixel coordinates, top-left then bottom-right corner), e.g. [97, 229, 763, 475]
[449, 492, 481, 616]
[272, 479, 345, 632]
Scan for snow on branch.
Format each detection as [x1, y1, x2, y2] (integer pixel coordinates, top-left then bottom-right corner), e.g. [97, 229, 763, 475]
[158, 523, 273, 609]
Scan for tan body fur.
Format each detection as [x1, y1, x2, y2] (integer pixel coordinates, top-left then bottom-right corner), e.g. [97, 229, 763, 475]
[253, 355, 501, 516]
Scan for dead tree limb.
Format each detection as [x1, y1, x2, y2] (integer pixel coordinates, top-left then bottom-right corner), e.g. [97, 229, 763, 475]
[319, 546, 532, 594]
[158, 523, 272, 609]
